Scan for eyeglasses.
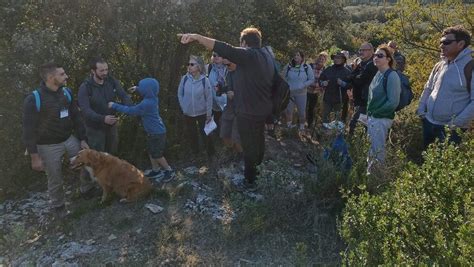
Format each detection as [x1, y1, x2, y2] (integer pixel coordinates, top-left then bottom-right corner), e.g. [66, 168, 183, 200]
[440, 39, 458, 46]
[374, 53, 386, 58]
[187, 63, 196, 66]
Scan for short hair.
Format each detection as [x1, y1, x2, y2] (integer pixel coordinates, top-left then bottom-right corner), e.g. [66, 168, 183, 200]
[442, 25, 471, 48]
[240, 27, 262, 48]
[39, 62, 61, 81]
[189, 55, 206, 75]
[376, 44, 396, 69]
[89, 57, 107, 70]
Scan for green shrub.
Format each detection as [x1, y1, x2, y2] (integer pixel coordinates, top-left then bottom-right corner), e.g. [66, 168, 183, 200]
[341, 137, 474, 265]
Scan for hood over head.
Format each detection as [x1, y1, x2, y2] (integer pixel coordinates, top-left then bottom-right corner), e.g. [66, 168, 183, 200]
[137, 78, 160, 98]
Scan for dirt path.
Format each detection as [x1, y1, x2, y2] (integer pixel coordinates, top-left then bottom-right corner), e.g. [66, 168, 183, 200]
[0, 130, 343, 266]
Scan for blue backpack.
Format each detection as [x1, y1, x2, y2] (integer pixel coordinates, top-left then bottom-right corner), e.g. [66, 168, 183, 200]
[383, 69, 413, 112]
[32, 87, 72, 112]
[323, 134, 352, 171]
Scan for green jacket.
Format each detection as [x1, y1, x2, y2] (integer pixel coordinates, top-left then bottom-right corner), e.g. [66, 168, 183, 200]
[367, 69, 401, 119]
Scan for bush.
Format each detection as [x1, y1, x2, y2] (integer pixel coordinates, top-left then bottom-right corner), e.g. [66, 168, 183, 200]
[341, 136, 474, 265]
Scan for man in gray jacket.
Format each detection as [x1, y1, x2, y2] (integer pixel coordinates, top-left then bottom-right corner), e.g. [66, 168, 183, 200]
[417, 25, 473, 148]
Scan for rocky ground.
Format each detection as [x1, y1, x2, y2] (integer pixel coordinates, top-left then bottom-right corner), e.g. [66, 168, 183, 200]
[0, 128, 343, 266]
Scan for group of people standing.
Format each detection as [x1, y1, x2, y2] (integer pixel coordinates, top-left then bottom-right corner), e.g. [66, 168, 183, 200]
[22, 24, 473, 215]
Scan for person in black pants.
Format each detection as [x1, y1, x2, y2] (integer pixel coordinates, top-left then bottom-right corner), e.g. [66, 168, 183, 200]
[178, 28, 274, 191]
[306, 53, 328, 128]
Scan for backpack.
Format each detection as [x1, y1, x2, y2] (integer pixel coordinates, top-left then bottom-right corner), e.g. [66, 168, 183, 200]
[383, 69, 413, 111]
[286, 63, 309, 78]
[32, 87, 72, 112]
[180, 76, 207, 98]
[263, 48, 290, 116]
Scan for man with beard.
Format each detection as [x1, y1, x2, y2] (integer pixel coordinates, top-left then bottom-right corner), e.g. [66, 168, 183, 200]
[78, 57, 132, 154]
[22, 62, 92, 217]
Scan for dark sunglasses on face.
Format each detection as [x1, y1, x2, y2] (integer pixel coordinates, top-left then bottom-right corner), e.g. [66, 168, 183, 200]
[375, 53, 386, 58]
[187, 63, 196, 66]
[440, 39, 458, 46]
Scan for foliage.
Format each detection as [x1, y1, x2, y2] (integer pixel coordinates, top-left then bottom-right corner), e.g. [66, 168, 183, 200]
[0, 0, 349, 199]
[341, 137, 474, 265]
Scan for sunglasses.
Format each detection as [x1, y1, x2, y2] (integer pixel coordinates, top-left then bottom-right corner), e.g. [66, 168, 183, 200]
[374, 53, 386, 58]
[187, 63, 196, 66]
[440, 39, 458, 46]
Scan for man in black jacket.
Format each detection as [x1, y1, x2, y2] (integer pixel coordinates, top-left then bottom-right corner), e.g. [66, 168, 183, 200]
[178, 28, 274, 190]
[22, 62, 92, 216]
[345, 42, 377, 135]
[78, 57, 132, 154]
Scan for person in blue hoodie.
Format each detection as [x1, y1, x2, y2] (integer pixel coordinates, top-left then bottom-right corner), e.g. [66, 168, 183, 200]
[108, 78, 175, 182]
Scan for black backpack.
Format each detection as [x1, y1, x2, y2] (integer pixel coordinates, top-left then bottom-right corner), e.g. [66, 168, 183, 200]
[383, 69, 413, 112]
[263, 48, 290, 116]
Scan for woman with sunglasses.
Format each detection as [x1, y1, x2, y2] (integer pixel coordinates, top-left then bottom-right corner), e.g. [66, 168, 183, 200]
[283, 51, 315, 131]
[366, 44, 401, 174]
[177, 55, 215, 158]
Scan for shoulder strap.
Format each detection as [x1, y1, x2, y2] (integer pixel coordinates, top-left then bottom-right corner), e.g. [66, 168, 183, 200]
[63, 87, 72, 103]
[32, 90, 41, 112]
[32, 87, 72, 112]
[202, 78, 206, 89]
[464, 59, 473, 93]
[303, 63, 309, 77]
[383, 69, 394, 92]
[207, 64, 213, 76]
[286, 65, 291, 78]
[182, 76, 188, 98]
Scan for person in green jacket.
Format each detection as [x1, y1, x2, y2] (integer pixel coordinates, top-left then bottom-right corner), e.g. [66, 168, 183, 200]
[366, 44, 400, 174]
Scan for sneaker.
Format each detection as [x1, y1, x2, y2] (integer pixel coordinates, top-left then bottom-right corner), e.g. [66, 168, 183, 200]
[162, 170, 176, 183]
[143, 168, 161, 176]
[146, 170, 165, 179]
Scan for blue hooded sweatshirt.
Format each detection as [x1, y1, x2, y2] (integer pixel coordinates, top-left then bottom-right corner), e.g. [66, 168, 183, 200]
[111, 78, 166, 134]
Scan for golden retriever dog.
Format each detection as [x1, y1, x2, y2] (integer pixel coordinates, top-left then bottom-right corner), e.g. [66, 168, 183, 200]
[70, 149, 153, 203]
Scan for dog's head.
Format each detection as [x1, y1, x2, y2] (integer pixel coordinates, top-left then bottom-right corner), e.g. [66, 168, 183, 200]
[70, 149, 100, 170]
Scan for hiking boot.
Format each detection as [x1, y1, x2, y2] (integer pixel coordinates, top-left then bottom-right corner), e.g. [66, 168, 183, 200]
[146, 170, 165, 179]
[162, 169, 176, 183]
[52, 205, 70, 219]
[233, 180, 257, 192]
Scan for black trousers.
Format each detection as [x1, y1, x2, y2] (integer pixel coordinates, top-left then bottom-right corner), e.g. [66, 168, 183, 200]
[306, 93, 318, 127]
[237, 115, 266, 183]
[184, 114, 215, 156]
[348, 105, 367, 136]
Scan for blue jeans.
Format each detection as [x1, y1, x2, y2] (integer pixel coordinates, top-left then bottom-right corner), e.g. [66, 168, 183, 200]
[422, 119, 463, 149]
